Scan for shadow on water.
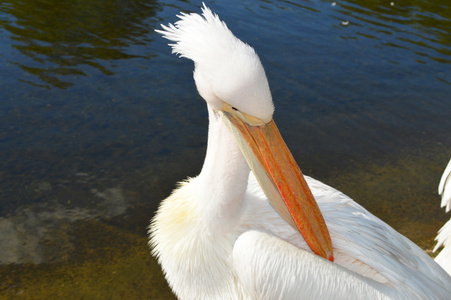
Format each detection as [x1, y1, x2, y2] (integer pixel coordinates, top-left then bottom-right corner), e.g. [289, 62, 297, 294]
[0, 0, 159, 89]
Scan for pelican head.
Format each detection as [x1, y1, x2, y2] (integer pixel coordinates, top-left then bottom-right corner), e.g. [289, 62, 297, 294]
[158, 5, 274, 123]
[157, 4, 334, 261]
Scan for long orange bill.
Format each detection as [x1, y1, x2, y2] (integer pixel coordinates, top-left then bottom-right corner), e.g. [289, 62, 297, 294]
[221, 110, 334, 262]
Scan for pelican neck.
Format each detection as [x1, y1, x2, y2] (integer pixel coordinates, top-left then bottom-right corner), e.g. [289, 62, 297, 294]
[197, 106, 250, 233]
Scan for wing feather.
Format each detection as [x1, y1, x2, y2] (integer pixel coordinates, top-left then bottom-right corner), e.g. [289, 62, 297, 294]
[240, 173, 451, 299]
[306, 176, 451, 299]
[438, 159, 451, 212]
[233, 230, 392, 299]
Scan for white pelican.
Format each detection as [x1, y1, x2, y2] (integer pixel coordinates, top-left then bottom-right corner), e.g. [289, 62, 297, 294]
[434, 159, 451, 275]
[149, 5, 451, 299]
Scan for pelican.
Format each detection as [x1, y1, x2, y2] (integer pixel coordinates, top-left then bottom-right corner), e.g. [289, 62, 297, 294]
[149, 5, 451, 299]
[434, 159, 451, 275]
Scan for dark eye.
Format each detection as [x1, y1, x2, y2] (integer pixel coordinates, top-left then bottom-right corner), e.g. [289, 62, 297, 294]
[232, 106, 238, 111]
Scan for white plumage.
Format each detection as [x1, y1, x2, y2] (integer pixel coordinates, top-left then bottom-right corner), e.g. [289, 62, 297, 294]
[149, 5, 451, 299]
[434, 159, 451, 275]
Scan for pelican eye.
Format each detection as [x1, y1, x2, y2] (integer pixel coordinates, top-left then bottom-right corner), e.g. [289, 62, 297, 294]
[232, 106, 239, 111]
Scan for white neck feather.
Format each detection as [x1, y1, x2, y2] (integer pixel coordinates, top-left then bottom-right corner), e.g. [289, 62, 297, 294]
[198, 106, 250, 234]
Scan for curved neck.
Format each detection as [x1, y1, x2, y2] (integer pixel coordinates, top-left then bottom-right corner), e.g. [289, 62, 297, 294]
[198, 106, 250, 234]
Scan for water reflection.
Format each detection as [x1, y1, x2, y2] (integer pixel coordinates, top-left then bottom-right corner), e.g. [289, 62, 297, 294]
[0, 185, 126, 264]
[0, 0, 160, 88]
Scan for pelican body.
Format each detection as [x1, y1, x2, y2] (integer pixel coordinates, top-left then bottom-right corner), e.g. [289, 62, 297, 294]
[149, 5, 451, 299]
[435, 159, 451, 275]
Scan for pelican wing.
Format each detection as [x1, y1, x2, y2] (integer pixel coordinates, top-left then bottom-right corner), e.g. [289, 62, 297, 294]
[435, 219, 451, 275]
[439, 159, 451, 212]
[236, 174, 451, 299]
[233, 230, 392, 300]
[434, 159, 451, 275]
[306, 176, 451, 299]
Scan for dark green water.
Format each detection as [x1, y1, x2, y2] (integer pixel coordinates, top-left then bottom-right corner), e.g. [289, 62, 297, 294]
[0, 0, 450, 298]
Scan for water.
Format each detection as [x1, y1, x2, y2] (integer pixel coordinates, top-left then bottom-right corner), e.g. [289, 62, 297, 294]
[0, 0, 450, 298]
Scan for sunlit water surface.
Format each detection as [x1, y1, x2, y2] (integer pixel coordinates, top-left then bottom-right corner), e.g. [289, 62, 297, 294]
[0, 0, 450, 298]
